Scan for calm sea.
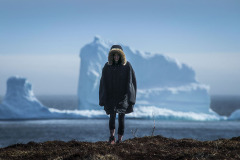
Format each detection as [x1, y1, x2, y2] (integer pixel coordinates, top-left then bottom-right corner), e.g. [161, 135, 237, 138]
[0, 95, 240, 148]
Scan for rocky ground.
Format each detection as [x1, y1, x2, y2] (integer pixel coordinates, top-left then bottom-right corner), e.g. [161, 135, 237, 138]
[0, 135, 240, 160]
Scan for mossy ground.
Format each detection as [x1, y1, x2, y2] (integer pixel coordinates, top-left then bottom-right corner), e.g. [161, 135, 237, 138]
[0, 136, 240, 160]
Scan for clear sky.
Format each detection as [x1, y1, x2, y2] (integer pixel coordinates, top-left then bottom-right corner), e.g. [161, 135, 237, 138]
[0, 0, 240, 96]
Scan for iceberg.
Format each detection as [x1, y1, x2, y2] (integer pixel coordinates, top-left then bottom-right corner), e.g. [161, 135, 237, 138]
[0, 76, 107, 119]
[0, 36, 229, 121]
[228, 109, 240, 120]
[0, 76, 226, 121]
[78, 36, 211, 114]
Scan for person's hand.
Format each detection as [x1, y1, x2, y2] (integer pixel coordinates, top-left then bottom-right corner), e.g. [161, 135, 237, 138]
[128, 102, 134, 106]
[99, 102, 104, 107]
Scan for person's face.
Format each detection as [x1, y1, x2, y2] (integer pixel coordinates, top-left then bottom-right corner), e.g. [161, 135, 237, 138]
[114, 53, 120, 62]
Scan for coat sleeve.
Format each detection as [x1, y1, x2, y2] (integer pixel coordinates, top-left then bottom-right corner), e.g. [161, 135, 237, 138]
[128, 62, 137, 105]
[99, 64, 107, 106]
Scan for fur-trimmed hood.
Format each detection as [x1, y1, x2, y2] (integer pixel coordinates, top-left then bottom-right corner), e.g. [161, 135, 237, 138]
[108, 48, 127, 65]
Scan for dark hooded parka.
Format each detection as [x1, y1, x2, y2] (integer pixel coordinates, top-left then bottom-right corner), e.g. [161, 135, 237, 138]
[99, 46, 137, 115]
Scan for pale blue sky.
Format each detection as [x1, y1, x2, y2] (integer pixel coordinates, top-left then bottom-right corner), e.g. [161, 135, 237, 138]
[0, 0, 240, 95]
[1, 0, 240, 54]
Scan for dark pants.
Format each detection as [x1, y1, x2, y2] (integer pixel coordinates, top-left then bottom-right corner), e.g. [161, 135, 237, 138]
[109, 112, 125, 135]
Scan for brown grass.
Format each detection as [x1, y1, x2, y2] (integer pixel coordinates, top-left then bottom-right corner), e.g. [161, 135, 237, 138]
[0, 136, 240, 160]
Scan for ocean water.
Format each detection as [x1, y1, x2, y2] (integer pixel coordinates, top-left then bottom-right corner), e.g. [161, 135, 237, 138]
[0, 95, 240, 148]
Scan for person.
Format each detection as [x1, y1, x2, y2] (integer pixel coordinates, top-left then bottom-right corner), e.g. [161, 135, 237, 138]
[99, 45, 137, 144]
